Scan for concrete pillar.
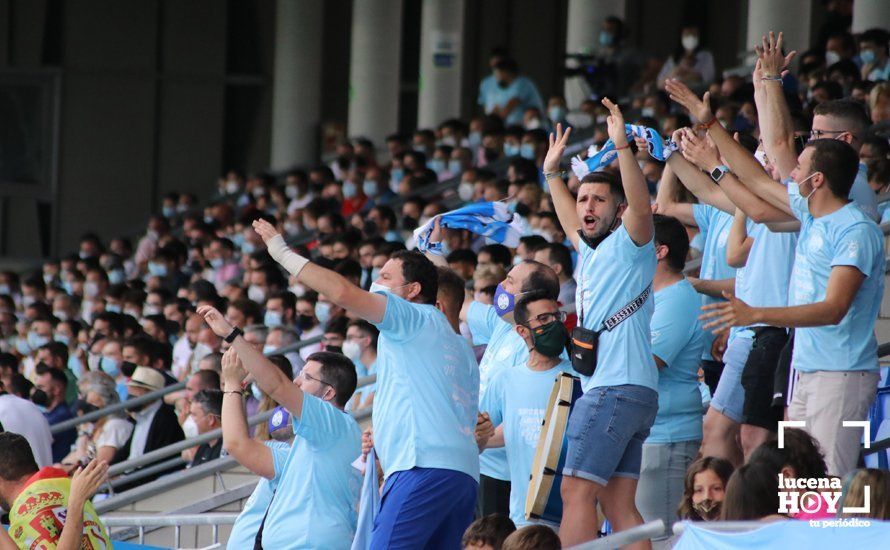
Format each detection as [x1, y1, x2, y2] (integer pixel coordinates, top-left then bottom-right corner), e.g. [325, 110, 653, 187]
[745, 0, 811, 64]
[417, 0, 465, 128]
[348, 0, 404, 148]
[564, 0, 626, 108]
[270, 0, 324, 171]
[852, 0, 890, 33]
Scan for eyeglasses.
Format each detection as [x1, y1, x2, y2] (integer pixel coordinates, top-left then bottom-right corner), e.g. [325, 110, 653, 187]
[300, 370, 332, 388]
[809, 129, 846, 139]
[526, 311, 567, 327]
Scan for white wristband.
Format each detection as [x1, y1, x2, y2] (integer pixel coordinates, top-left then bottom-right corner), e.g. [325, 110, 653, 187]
[266, 235, 309, 276]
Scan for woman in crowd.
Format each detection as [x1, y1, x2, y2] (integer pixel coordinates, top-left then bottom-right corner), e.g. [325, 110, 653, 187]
[841, 468, 890, 520]
[60, 372, 133, 470]
[677, 456, 735, 521]
[657, 24, 716, 89]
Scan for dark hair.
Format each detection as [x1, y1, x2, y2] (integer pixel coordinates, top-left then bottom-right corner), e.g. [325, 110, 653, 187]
[479, 244, 513, 269]
[501, 524, 561, 550]
[461, 514, 517, 550]
[493, 58, 519, 75]
[813, 99, 871, 136]
[390, 250, 438, 305]
[267, 290, 297, 312]
[678, 456, 735, 520]
[748, 428, 828, 479]
[192, 389, 223, 417]
[514, 290, 559, 326]
[267, 355, 294, 381]
[653, 214, 689, 272]
[721, 461, 781, 520]
[863, 136, 890, 159]
[0, 432, 38, 481]
[306, 351, 357, 407]
[8, 373, 34, 399]
[34, 363, 68, 389]
[191, 369, 221, 391]
[541, 243, 573, 279]
[519, 260, 560, 300]
[445, 248, 477, 267]
[230, 298, 264, 326]
[0, 352, 18, 373]
[806, 139, 860, 198]
[859, 28, 890, 55]
[436, 267, 466, 321]
[579, 170, 626, 204]
[347, 319, 379, 349]
[519, 235, 548, 254]
[39, 341, 69, 365]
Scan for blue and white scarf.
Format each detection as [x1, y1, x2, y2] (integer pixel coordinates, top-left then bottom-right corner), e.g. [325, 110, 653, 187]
[350, 450, 380, 550]
[571, 124, 677, 179]
[414, 201, 524, 255]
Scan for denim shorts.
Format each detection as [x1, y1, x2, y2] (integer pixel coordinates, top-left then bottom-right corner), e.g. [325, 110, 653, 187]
[709, 335, 753, 423]
[563, 384, 658, 485]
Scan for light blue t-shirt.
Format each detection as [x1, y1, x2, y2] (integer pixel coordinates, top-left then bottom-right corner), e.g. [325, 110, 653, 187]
[788, 183, 884, 373]
[649, 279, 706, 444]
[692, 204, 737, 360]
[575, 224, 658, 393]
[482, 360, 573, 526]
[467, 301, 529, 480]
[226, 442, 290, 550]
[850, 162, 879, 222]
[346, 358, 375, 412]
[478, 74, 544, 126]
[372, 294, 480, 481]
[261, 395, 362, 549]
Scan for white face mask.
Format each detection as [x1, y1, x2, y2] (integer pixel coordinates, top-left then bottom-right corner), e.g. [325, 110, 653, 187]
[681, 34, 699, 51]
[794, 171, 820, 201]
[342, 339, 362, 361]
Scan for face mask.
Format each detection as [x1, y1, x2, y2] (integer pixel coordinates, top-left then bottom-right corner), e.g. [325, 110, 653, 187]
[148, 262, 168, 278]
[78, 402, 98, 416]
[599, 30, 614, 47]
[105, 303, 121, 314]
[162, 206, 176, 218]
[504, 143, 520, 157]
[520, 143, 536, 160]
[440, 136, 456, 147]
[262, 344, 277, 355]
[342, 339, 362, 360]
[0, 284, 9, 295]
[87, 353, 102, 372]
[390, 168, 404, 186]
[101, 357, 120, 378]
[68, 354, 84, 379]
[15, 337, 31, 355]
[54, 333, 70, 346]
[468, 132, 482, 149]
[692, 499, 722, 521]
[428, 159, 446, 174]
[84, 281, 100, 299]
[285, 185, 299, 199]
[681, 34, 699, 51]
[526, 320, 568, 358]
[526, 118, 542, 130]
[31, 389, 49, 409]
[43, 273, 54, 285]
[363, 180, 379, 197]
[370, 282, 407, 296]
[209, 258, 224, 270]
[458, 182, 475, 202]
[247, 285, 267, 303]
[343, 181, 358, 199]
[493, 283, 520, 316]
[794, 171, 820, 201]
[108, 270, 125, 285]
[548, 106, 566, 122]
[28, 332, 50, 350]
[251, 382, 263, 401]
[264, 310, 282, 327]
[297, 314, 316, 331]
[289, 284, 306, 298]
[825, 50, 841, 66]
[315, 301, 332, 325]
[447, 160, 463, 175]
[860, 49, 876, 65]
[241, 241, 257, 256]
[496, 80, 509, 89]
[53, 309, 68, 321]
[641, 107, 655, 118]
[226, 181, 240, 194]
[143, 305, 161, 317]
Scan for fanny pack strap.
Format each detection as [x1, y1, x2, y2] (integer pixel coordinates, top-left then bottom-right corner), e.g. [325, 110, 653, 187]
[599, 284, 652, 332]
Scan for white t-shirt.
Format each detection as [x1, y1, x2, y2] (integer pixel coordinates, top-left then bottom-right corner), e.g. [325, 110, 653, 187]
[94, 417, 134, 450]
[0, 394, 53, 467]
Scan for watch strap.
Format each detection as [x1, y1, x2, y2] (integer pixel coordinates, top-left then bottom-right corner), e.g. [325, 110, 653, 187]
[224, 327, 243, 344]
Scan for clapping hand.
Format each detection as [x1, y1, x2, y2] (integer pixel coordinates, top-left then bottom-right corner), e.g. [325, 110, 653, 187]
[680, 129, 722, 172]
[665, 79, 713, 124]
[222, 347, 247, 388]
[69, 459, 109, 508]
[699, 291, 757, 334]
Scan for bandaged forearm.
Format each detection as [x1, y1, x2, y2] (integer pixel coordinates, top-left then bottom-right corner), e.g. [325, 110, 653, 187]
[266, 235, 309, 277]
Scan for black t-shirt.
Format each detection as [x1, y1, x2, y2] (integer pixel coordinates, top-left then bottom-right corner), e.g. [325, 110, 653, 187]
[190, 438, 223, 467]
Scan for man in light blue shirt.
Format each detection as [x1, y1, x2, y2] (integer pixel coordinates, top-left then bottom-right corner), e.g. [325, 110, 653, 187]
[462, 260, 560, 517]
[480, 293, 573, 527]
[544, 104, 658, 546]
[701, 139, 884, 477]
[478, 58, 544, 127]
[252, 219, 480, 549]
[204, 322, 362, 550]
[635, 215, 705, 535]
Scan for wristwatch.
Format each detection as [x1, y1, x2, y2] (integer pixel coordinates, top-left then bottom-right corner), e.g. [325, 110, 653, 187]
[224, 326, 243, 344]
[709, 165, 730, 184]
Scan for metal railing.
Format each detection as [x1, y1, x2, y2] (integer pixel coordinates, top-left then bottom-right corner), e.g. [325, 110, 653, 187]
[569, 520, 665, 550]
[101, 513, 238, 547]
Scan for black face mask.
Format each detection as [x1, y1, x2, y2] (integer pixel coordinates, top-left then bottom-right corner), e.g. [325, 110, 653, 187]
[31, 389, 49, 408]
[402, 216, 418, 231]
[484, 148, 500, 162]
[326, 345, 343, 354]
[76, 401, 99, 416]
[497, 80, 509, 89]
[297, 314, 316, 331]
[578, 230, 609, 250]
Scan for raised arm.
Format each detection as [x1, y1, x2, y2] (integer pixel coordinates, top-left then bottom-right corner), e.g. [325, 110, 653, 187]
[756, 32, 799, 180]
[666, 79, 792, 214]
[654, 161, 697, 226]
[198, 305, 304, 419]
[57, 460, 108, 550]
[663, 131, 736, 215]
[219, 348, 275, 479]
[543, 124, 581, 251]
[602, 97, 654, 245]
[680, 130, 795, 223]
[253, 219, 388, 324]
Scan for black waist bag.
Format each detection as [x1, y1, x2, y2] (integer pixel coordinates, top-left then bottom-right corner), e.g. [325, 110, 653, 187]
[571, 284, 652, 377]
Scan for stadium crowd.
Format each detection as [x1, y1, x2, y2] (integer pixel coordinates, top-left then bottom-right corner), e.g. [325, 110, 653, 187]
[1, 12, 890, 550]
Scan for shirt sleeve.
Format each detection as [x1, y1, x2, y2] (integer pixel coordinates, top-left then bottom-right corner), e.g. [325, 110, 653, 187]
[293, 394, 351, 449]
[467, 301, 499, 345]
[374, 293, 429, 343]
[650, 290, 690, 367]
[830, 222, 882, 277]
[265, 441, 291, 485]
[692, 203, 712, 232]
[786, 182, 810, 222]
[613, 223, 655, 260]
[481, 369, 505, 428]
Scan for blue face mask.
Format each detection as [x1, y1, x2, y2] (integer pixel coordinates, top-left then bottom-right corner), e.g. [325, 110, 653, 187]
[68, 354, 84, 379]
[599, 30, 614, 47]
[148, 262, 168, 277]
[520, 143, 536, 160]
[447, 160, 463, 175]
[241, 241, 256, 256]
[27, 332, 50, 351]
[106, 303, 121, 313]
[315, 302, 332, 325]
[262, 344, 277, 356]
[162, 206, 176, 218]
[390, 168, 404, 185]
[493, 283, 523, 317]
[548, 106, 566, 122]
[428, 159, 446, 174]
[108, 270, 125, 285]
[15, 338, 31, 355]
[504, 143, 520, 157]
[468, 132, 482, 149]
[209, 258, 224, 269]
[101, 357, 120, 378]
[55, 333, 70, 346]
[860, 49, 876, 65]
[363, 180, 379, 197]
[264, 310, 282, 328]
[343, 181, 358, 199]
